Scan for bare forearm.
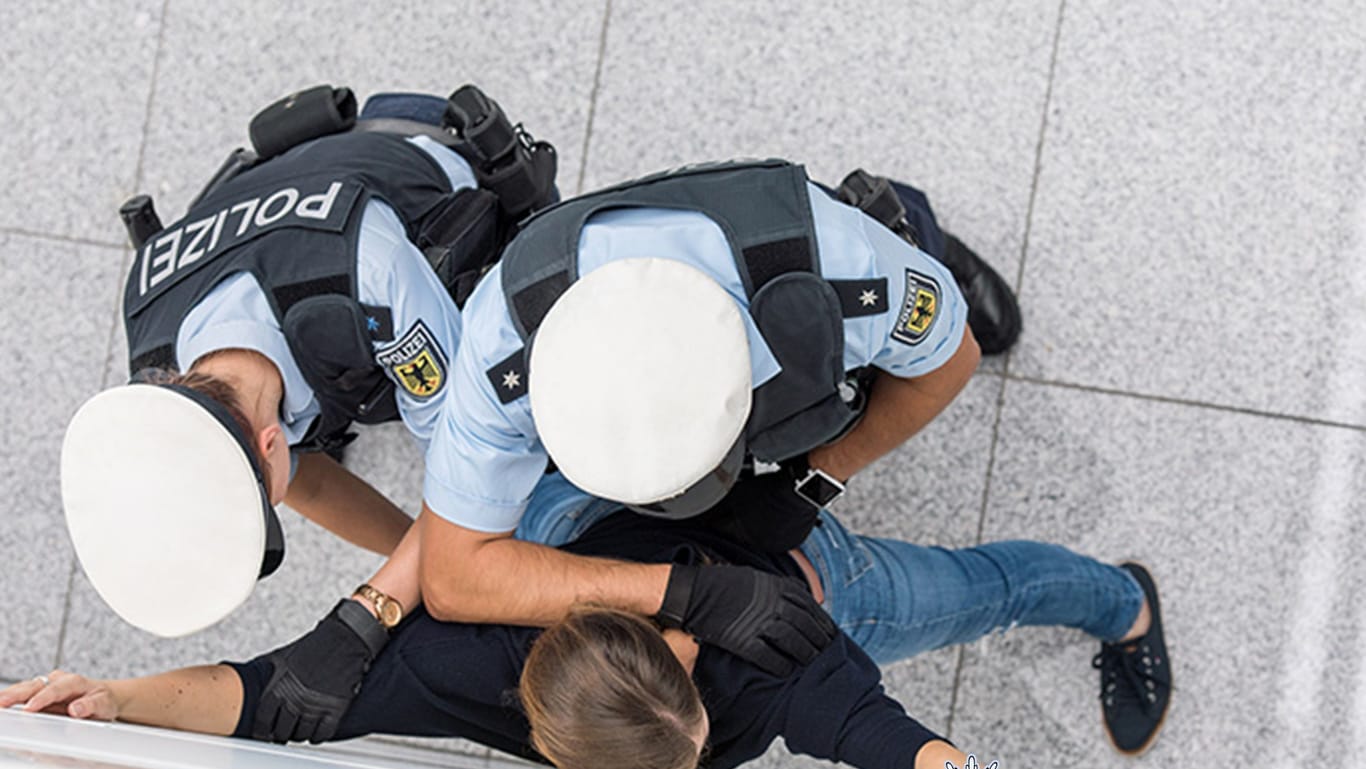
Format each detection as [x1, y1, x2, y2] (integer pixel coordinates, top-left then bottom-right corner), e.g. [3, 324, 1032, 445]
[285, 453, 413, 555]
[809, 326, 979, 480]
[109, 665, 243, 735]
[351, 516, 423, 617]
[419, 506, 671, 624]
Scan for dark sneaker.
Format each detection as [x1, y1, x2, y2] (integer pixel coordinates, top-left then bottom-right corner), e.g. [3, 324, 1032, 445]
[938, 233, 1022, 355]
[1092, 562, 1171, 755]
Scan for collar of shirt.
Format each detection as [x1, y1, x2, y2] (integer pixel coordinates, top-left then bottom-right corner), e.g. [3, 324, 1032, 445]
[177, 273, 322, 445]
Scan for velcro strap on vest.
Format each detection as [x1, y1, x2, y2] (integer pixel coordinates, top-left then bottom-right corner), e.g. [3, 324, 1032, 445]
[511, 271, 573, 338]
[741, 237, 812, 295]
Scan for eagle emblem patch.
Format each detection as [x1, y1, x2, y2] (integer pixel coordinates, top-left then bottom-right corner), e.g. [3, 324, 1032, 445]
[377, 321, 447, 399]
[891, 268, 941, 346]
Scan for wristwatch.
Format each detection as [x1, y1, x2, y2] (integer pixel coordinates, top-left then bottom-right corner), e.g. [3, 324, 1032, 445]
[792, 456, 846, 508]
[353, 583, 404, 629]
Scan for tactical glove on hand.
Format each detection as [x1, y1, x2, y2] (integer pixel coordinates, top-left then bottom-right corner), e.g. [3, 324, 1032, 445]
[253, 599, 388, 744]
[657, 563, 837, 677]
[703, 466, 821, 553]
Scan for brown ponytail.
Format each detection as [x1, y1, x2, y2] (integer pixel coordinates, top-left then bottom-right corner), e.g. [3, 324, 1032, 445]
[520, 606, 706, 769]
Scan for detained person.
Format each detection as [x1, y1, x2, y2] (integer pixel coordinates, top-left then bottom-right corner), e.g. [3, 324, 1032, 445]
[5, 487, 1172, 763]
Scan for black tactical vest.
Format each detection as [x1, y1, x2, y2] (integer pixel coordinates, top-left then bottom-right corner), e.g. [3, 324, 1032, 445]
[499, 160, 886, 464]
[123, 131, 459, 449]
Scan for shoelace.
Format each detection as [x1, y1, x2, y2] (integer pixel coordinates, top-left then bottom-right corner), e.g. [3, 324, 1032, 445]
[1092, 641, 1167, 716]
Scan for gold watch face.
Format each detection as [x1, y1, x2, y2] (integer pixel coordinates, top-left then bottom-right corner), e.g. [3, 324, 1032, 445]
[378, 599, 402, 628]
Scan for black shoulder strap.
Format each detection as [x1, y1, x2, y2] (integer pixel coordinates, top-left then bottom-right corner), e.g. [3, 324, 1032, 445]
[500, 160, 816, 343]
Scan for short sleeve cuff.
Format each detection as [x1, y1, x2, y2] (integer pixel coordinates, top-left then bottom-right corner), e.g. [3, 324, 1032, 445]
[882, 303, 966, 377]
[875, 255, 968, 379]
[422, 474, 526, 533]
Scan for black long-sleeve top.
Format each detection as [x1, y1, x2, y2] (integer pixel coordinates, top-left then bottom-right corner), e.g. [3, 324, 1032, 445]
[230, 512, 943, 768]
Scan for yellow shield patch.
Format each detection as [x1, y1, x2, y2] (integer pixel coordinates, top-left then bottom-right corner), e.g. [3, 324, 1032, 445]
[891, 269, 942, 346]
[394, 349, 443, 397]
[904, 287, 937, 336]
[376, 321, 447, 401]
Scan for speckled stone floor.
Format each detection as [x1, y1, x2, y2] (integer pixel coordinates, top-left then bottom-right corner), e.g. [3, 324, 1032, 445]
[4, 2, 1364, 767]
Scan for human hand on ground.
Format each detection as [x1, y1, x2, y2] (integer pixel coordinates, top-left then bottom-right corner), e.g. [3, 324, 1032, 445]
[0, 671, 118, 720]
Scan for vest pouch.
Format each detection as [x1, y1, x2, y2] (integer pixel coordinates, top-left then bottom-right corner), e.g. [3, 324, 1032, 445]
[444, 84, 559, 219]
[418, 188, 503, 309]
[745, 272, 859, 462]
[282, 295, 397, 425]
[249, 85, 358, 162]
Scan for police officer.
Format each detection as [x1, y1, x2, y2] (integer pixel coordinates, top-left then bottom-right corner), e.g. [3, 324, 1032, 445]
[61, 84, 556, 640]
[62, 91, 840, 745]
[280, 157, 1000, 683]
[399, 160, 1015, 657]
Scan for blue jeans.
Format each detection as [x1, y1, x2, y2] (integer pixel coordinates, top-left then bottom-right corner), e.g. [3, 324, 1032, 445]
[515, 472, 624, 545]
[798, 510, 1143, 665]
[516, 477, 1144, 667]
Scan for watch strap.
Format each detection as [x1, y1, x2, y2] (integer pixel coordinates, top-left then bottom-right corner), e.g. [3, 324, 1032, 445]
[334, 598, 389, 657]
[657, 564, 698, 629]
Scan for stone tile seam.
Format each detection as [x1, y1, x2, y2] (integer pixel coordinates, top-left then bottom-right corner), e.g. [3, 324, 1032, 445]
[96, 250, 138, 392]
[0, 227, 125, 251]
[573, 0, 613, 196]
[50, 0, 173, 674]
[131, 0, 172, 196]
[50, 559, 79, 671]
[1007, 373, 1366, 434]
[1009, 0, 1068, 299]
[941, 646, 969, 743]
[57, 250, 133, 671]
[947, 0, 1068, 741]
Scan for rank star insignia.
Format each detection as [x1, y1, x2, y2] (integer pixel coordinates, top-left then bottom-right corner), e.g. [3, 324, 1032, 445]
[859, 289, 879, 307]
[486, 349, 530, 404]
[360, 304, 394, 341]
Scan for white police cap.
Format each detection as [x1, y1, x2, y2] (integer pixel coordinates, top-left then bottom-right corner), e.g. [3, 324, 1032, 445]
[60, 384, 282, 637]
[529, 258, 751, 516]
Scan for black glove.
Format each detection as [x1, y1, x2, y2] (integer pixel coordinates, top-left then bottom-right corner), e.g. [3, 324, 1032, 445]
[702, 464, 821, 553]
[252, 599, 388, 744]
[657, 563, 837, 677]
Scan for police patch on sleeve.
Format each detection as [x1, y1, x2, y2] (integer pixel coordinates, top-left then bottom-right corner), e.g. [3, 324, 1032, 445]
[376, 321, 447, 400]
[891, 268, 941, 346]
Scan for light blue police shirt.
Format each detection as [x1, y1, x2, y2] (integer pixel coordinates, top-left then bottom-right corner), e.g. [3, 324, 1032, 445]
[422, 180, 968, 533]
[176, 135, 475, 460]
